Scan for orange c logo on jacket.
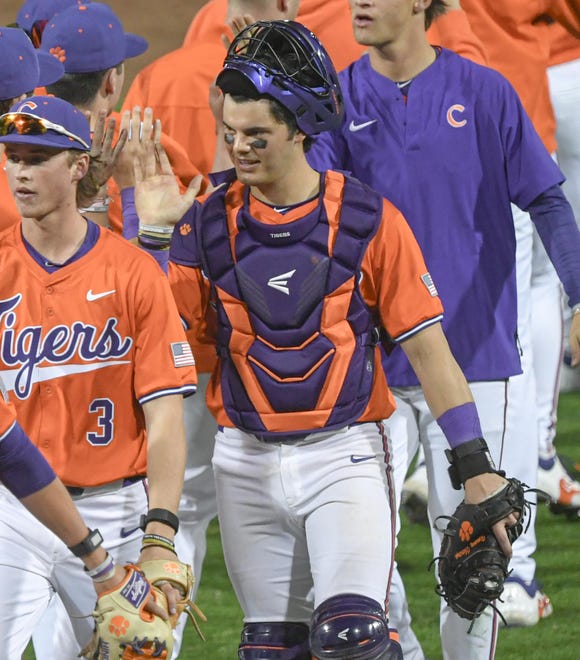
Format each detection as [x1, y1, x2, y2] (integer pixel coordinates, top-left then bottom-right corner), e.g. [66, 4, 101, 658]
[447, 104, 467, 128]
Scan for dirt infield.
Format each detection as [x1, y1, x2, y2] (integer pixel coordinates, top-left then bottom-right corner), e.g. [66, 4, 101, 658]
[0, 1, 208, 100]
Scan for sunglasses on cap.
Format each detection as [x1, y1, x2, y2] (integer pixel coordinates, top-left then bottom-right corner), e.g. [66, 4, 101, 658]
[0, 112, 91, 149]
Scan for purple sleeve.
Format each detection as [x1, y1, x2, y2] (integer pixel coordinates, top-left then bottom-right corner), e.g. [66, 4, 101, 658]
[527, 184, 580, 307]
[436, 402, 483, 450]
[307, 127, 349, 172]
[0, 422, 57, 498]
[499, 79, 564, 209]
[121, 187, 139, 240]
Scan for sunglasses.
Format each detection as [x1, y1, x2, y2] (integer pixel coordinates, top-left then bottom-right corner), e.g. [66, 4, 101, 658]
[0, 112, 90, 150]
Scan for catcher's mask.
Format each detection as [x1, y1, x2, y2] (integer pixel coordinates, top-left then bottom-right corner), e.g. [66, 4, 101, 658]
[215, 20, 344, 136]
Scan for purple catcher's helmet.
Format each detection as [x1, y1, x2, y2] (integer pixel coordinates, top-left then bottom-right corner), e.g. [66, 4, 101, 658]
[215, 20, 343, 136]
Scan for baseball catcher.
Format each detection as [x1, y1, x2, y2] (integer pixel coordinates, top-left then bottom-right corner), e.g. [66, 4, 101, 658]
[432, 439, 529, 625]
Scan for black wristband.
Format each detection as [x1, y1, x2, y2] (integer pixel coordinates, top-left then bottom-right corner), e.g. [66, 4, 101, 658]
[139, 508, 179, 533]
[68, 528, 104, 557]
[445, 438, 504, 490]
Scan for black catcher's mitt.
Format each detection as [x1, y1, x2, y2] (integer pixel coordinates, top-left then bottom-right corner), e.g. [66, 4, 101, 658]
[433, 477, 527, 623]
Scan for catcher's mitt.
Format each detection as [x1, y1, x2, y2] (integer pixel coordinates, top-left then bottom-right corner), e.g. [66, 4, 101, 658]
[82, 564, 173, 659]
[432, 477, 528, 624]
[138, 558, 207, 640]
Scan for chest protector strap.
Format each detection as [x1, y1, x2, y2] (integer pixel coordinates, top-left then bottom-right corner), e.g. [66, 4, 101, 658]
[199, 171, 383, 438]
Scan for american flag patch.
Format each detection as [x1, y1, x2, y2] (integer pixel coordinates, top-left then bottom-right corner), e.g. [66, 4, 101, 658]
[421, 272, 438, 297]
[171, 342, 195, 367]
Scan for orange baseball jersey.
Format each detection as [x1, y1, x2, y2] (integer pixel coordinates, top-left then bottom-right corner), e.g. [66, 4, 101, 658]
[169, 171, 444, 431]
[0, 223, 196, 487]
[548, 20, 580, 66]
[450, 0, 580, 153]
[183, 0, 366, 73]
[427, 9, 488, 65]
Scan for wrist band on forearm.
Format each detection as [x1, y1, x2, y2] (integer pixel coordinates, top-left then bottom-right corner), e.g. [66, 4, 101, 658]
[445, 437, 505, 490]
[85, 552, 116, 582]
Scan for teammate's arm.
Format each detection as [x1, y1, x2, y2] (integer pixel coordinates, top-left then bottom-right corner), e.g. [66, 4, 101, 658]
[0, 413, 162, 608]
[400, 324, 518, 555]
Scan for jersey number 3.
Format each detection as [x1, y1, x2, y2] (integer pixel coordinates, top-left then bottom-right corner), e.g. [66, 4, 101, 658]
[87, 398, 115, 446]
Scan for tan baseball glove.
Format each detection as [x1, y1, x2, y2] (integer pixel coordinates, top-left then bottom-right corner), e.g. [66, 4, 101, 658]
[138, 558, 207, 639]
[81, 564, 173, 659]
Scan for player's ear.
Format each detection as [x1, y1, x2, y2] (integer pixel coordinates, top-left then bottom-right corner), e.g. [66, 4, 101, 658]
[413, 0, 432, 14]
[70, 152, 90, 182]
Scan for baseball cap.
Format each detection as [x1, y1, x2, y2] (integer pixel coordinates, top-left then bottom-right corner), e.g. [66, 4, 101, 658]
[40, 2, 148, 73]
[17, 0, 88, 31]
[0, 95, 91, 150]
[17, 0, 89, 46]
[0, 27, 64, 101]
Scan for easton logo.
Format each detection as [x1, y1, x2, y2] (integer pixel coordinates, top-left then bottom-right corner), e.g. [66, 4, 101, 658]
[0, 294, 133, 399]
[267, 269, 296, 295]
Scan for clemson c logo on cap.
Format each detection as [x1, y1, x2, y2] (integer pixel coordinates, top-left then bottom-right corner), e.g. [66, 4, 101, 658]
[17, 101, 38, 112]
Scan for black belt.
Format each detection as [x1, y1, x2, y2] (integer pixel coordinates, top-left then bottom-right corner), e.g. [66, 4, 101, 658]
[66, 476, 145, 498]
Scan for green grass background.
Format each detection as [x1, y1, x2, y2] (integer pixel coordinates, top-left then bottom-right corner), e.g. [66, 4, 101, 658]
[25, 393, 580, 659]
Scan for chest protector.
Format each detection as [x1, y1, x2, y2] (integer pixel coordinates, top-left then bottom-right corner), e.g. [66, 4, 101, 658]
[199, 171, 382, 438]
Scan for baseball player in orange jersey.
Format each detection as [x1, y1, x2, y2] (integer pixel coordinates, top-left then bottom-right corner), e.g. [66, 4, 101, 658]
[130, 21, 523, 659]
[0, 95, 196, 658]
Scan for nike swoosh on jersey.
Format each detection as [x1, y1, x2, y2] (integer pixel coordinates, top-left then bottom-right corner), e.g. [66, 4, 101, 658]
[350, 454, 377, 463]
[86, 289, 116, 301]
[348, 119, 378, 132]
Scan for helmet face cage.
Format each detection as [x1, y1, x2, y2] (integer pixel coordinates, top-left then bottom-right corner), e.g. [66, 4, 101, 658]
[219, 20, 344, 135]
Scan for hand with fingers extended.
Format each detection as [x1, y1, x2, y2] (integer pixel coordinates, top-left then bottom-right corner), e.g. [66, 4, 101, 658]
[133, 136, 203, 228]
[78, 110, 128, 209]
[112, 106, 159, 191]
[220, 13, 257, 50]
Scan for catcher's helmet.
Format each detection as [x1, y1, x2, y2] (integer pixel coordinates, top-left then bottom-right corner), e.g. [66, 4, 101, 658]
[216, 20, 343, 136]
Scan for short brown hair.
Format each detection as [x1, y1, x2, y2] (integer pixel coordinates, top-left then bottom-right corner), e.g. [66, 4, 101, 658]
[425, 0, 448, 30]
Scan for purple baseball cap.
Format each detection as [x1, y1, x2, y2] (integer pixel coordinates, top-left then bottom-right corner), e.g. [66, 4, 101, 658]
[17, 0, 88, 33]
[40, 2, 148, 73]
[0, 95, 91, 150]
[0, 27, 64, 101]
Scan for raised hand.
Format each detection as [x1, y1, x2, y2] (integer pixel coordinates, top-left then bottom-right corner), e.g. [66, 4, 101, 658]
[134, 137, 203, 227]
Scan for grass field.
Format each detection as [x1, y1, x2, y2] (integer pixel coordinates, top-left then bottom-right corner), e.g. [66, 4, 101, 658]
[25, 393, 580, 659]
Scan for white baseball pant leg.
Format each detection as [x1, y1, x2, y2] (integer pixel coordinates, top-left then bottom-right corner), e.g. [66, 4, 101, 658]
[212, 423, 395, 623]
[548, 58, 580, 391]
[383, 396, 426, 660]
[391, 381, 508, 660]
[28, 481, 147, 658]
[172, 374, 218, 657]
